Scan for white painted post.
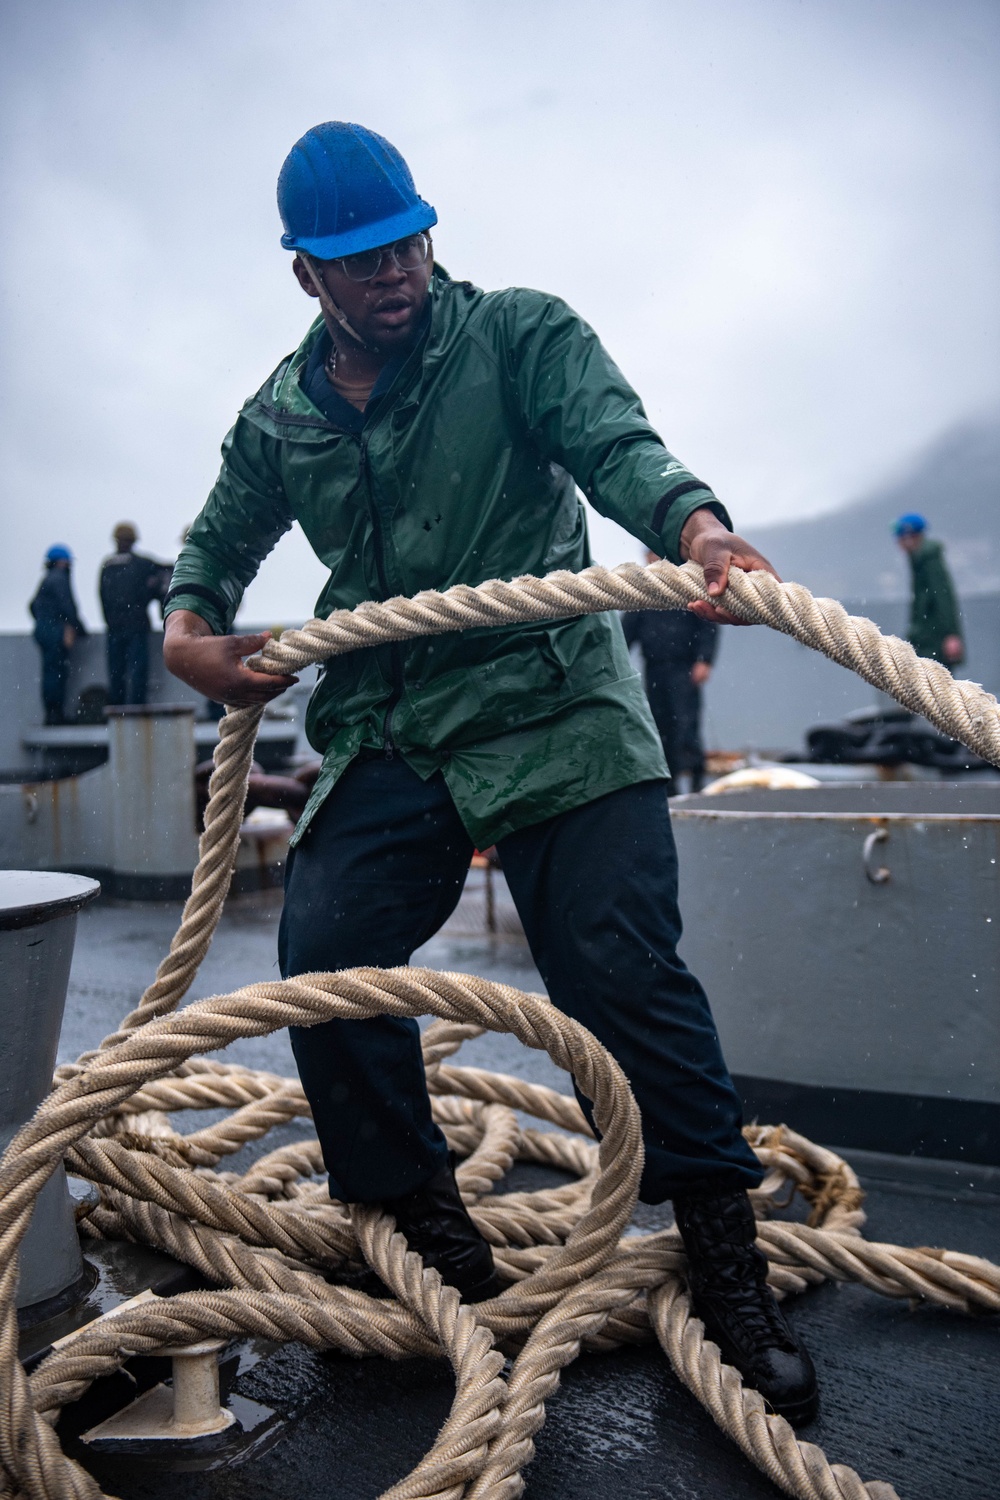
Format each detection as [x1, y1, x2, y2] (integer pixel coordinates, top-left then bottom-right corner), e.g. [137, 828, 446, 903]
[107, 706, 199, 899]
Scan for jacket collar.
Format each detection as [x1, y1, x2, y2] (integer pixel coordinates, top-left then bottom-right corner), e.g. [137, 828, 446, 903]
[265, 266, 480, 427]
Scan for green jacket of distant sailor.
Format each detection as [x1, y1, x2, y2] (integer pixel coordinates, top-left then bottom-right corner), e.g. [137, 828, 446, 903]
[165, 268, 732, 847]
[906, 538, 964, 666]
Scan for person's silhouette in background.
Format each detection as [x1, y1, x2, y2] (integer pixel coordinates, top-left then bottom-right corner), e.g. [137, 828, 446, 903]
[622, 550, 719, 795]
[29, 545, 87, 724]
[99, 523, 171, 705]
[894, 514, 964, 671]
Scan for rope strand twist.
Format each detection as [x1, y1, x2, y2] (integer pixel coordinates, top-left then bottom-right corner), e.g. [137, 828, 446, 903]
[3, 555, 997, 1500]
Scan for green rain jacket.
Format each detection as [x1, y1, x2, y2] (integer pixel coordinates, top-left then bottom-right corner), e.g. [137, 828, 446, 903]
[907, 539, 964, 666]
[165, 269, 731, 848]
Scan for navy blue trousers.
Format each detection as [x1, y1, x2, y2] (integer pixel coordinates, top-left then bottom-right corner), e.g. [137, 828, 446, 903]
[107, 630, 148, 706]
[647, 664, 706, 780]
[34, 622, 69, 719]
[280, 757, 762, 1205]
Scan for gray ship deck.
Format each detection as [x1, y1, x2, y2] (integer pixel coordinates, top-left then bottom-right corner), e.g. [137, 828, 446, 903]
[51, 886, 1000, 1500]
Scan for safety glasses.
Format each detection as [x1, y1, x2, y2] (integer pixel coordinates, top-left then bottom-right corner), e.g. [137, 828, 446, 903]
[337, 232, 431, 283]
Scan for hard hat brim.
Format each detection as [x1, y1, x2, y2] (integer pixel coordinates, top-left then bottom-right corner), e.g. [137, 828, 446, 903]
[281, 201, 437, 261]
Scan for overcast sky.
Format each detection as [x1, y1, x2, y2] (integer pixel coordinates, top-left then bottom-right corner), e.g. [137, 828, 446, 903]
[2, 0, 998, 630]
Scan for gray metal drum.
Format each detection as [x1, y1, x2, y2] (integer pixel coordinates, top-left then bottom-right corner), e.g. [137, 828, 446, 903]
[671, 783, 1000, 1163]
[106, 704, 199, 898]
[0, 870, 100, 1311]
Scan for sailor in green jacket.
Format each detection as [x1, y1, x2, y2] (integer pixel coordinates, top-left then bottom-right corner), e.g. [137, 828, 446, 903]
[164, 122, 818, 1424]
[894, 513, 965, 667]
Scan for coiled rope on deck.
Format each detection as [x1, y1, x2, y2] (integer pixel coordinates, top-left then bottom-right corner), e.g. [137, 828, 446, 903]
[1, 556, 998, 1500]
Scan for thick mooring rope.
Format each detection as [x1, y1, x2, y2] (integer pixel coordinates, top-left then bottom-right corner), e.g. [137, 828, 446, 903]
[2, 557, 999, 1500]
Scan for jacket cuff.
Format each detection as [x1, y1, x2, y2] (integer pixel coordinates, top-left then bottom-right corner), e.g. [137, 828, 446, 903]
[658, 492, 732, 565]
[163, 586, 228, 637]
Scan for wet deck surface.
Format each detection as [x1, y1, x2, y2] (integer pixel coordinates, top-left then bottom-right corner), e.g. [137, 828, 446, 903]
[55, 885, 1000, 1500]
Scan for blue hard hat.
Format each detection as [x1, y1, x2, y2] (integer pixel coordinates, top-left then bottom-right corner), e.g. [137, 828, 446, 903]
[277, 122, 437, 260]
[893, 513, 927, 536]
[45, 544, 72, 563]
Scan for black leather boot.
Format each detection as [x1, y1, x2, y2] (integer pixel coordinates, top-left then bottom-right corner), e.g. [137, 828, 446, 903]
[383, 1156, 501, 1303]
[673, 1187, 819, 1426]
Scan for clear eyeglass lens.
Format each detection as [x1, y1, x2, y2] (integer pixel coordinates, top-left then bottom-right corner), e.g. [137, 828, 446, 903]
[339, 234, 428, 282]
[340, 248, 383, 281]
[393, 234, 428, 270]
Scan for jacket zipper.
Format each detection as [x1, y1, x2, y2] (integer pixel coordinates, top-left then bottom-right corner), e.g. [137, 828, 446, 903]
[358, 432, 404, 758]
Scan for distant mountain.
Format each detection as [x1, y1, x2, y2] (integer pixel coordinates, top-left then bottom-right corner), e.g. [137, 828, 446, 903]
[750, 419, 1000, 602]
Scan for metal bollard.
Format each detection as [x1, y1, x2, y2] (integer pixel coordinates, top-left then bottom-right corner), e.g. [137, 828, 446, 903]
[106, 705, 199, 899]
[80, 1333, 239, 1445]
[163, 1340, 236, 1436]
[0, 870, 100, 1315]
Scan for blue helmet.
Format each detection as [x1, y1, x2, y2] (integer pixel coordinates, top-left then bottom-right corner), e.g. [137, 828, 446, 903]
[893, 513, 927, 537]
[45, 544, 72, 563]
[277, 122, 437, 260]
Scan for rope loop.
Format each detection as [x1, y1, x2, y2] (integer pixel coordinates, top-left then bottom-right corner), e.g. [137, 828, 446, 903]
[3, 559, 998, 1499]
